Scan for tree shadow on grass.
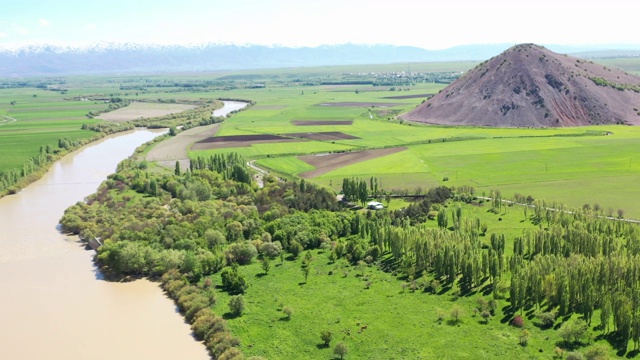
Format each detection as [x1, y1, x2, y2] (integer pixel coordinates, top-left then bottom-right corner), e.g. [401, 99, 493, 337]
[222, 312, 240, 320]
[626, 350, 639, 358]
[255, 273, 267, 278]
[278, 316, 292, 322]
[599, 332, 631, 357]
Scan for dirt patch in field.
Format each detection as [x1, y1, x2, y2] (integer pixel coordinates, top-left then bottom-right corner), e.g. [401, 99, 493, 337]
[191, 134, 301, 150]
[316, 102, 405, 107]
[190, 131, 358, 150]
[383, 93, 434, 99]
[287, 132, 359, 141]
[97, 102, 196, 122]
[251, 105, 286, 110]
[292, 120, 353, 126]
[298, 147, 407, 178]
[146, 123, 221, 169]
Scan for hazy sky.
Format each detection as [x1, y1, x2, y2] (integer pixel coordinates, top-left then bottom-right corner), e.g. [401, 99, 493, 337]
[1, 0, 638, 49]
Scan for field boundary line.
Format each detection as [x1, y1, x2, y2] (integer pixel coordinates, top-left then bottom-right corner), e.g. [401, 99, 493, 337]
[0, 115, 17, 126]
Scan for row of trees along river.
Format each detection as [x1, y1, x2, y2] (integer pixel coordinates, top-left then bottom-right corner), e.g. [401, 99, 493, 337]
[0, 101, 249, 360]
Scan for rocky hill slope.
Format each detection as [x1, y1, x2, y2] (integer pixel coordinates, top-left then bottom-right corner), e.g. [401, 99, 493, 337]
[401, 44, 640, 127]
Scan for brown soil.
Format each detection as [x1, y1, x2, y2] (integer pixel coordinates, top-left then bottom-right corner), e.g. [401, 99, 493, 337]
[146, 123, 220, 169]
[292, 120, 353, 126]
[287, 132, 359, 141]
[192, 131, 358, 150]
[401, 43, 640, 127]
[317, 102, 404, 107]
[198, 134, 286, 143]
[383, 93, 434, 99]
[297, 147, 407, 178]
[191, 134, 299, 150]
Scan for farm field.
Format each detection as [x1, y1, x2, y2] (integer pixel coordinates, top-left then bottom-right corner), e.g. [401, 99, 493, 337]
[96, 101, 196, 121]
[0, 88, 104, 172]
[182, 79, 640, 218]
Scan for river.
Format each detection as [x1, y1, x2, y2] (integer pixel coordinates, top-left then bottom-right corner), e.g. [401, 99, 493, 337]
[0, 102, 250, 359]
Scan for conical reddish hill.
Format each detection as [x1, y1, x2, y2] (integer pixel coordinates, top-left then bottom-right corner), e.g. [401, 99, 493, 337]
[402, 44, 640, 127]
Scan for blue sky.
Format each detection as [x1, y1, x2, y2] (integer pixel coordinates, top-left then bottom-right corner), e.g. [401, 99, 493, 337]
[1, 0, 638, 49]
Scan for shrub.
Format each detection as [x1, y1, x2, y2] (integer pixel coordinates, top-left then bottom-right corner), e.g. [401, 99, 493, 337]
[225, 241, 257, 265]
[537, 311, 556, 328]
[320, 330, 333, 347]
[512, 315, 524, 327]
[220, 264, 248, 294]
[282, 306, 294, 320]
[584, 344, 609, 360]
[565, 352, 585, 360]
[259, 240, 282, 259]
[228, 295, 246, 317]
[559, 318, 590, 344]
[520, 329, 530, 346]
[481, 310, 492, 324]
[450, 305, 463, 324]
[334, 341, 349, 359]
[289, 240, 303, 258]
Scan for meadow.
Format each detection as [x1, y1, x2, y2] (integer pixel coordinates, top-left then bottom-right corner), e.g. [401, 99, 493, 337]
[4, 58, 640, 216]
[0, 87, 104, 172]
[179, 78, 640, 218]
[205, 200, 617, 359]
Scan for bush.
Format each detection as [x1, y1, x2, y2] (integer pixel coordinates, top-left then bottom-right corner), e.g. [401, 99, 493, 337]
[559, 318, 590, 344]
[225, 241, 257, 265]
[512, 315, 524, 328]
[519, 329, 530, 346]
[537, 311, 556, 328]
[228, 295, 246, 317]
[289, 240, 303, 258]
[584, 344, 609, 360]
[220, 264, 248, 294]
[565, 352, 585, 360]
[320, 330, 333, 347]
[282, 306, 294, 320]
[334, 341, 349, 359]
[259, 240, 282, 259]
[450, 305, 463, 324]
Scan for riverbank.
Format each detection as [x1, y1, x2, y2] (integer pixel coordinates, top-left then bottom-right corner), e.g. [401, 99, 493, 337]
[0, 99, 226, 200]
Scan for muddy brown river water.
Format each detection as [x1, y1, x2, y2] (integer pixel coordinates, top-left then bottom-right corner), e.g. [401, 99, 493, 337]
[0, 129, 210, 359]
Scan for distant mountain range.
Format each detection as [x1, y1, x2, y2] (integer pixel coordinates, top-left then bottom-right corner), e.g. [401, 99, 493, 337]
[1, 42, 639, 77]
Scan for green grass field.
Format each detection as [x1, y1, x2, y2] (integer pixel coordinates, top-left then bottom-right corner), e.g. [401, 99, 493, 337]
[181, 78, 640, 218]
[209, 201, 615, 359]
[0, 88, 105, 172]
[5, 59, 640, 215]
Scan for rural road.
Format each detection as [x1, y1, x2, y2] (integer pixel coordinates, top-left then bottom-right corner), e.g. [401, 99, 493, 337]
[478, 196, 640, 224]
[247, 160, 269, 188]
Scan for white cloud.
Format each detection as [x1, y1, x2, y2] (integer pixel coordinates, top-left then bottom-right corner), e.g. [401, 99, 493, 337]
[39, 19, 50, 27]
[0, 32, 7, 38]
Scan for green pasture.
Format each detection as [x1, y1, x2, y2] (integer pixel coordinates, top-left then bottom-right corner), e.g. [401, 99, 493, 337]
[304, 126, 640, 217]
[0, 89, 105, 172]
[186, 78, 640, 218]
[210, 202, 615, 359]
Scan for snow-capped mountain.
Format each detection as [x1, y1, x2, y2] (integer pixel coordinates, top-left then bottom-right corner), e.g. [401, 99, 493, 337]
[0, 42, 638, 77]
